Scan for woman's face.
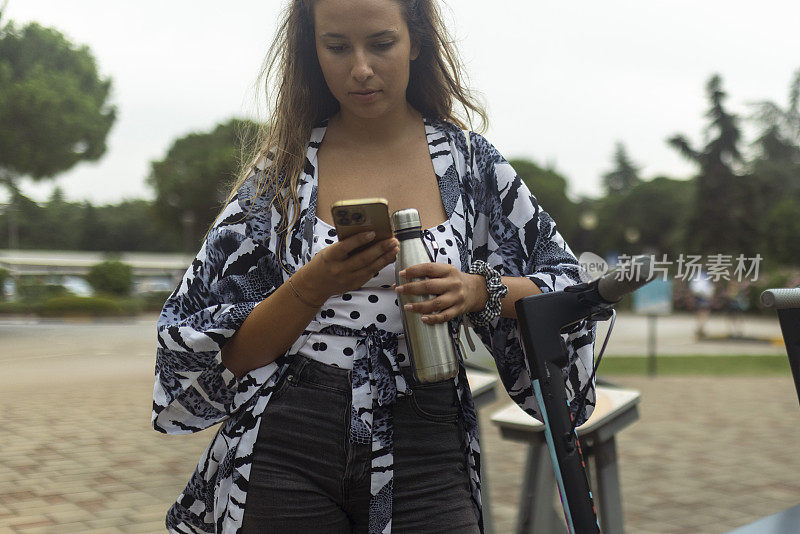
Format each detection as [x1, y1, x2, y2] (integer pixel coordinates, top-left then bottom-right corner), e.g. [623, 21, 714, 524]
[314, 0, 419, 122]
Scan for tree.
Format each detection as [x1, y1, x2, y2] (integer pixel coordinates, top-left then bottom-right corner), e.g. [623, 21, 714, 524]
[87, 260, 133, 296]
[0, 193, 182, 252]
[94, 199, 181, 252]
[42, 187, 81, 249]
[668, 74, 756, 254]
[147, 118, 258, 251]
[764, 198, 800, 267]
[601, 142, 642, 195]
[1, 187, 40, 247]
[593, 176, 693, 256]
[0, 16, 116, 247]
[765, 198, 800, 266]
[509, 158, 579, 244]
[749, 68, 800, 259]
[78, 202, 106, 251]
[751, 67, 800, 149]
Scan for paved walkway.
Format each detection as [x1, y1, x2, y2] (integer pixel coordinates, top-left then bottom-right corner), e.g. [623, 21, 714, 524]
[594, 312, 785, 357]
[479, 376, 800, 534]
[1, 313, 798, 533]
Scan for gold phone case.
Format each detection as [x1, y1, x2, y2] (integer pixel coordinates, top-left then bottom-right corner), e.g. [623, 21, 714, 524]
[330, 198, 392, 253]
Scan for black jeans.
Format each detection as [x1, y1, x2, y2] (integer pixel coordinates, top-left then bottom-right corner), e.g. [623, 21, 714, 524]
[241, 354, 480, 533]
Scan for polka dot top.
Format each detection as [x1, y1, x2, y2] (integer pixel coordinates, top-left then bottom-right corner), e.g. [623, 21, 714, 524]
[288, 216, 462, 369]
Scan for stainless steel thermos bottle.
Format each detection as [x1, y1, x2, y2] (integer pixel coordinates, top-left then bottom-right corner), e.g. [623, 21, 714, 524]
[392, 208, 458, 383]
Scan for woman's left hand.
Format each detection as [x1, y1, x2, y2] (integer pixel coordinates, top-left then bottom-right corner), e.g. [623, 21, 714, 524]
[394, 263, 488, 325]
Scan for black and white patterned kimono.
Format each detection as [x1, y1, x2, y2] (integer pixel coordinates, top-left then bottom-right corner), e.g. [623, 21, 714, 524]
[152, 117, 596, 533]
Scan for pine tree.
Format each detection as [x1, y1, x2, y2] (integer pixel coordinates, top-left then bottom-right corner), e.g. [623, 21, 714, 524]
[668, 74, 755, 255]
[601, 142, 642, 195]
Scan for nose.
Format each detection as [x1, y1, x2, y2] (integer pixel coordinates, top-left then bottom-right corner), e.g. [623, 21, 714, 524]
[351, 49, 374, 82]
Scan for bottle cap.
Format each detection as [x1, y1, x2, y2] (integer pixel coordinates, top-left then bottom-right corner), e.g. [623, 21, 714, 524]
[392, 209, 421, 232]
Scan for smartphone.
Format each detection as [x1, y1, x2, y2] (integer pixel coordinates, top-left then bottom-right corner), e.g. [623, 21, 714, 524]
[331, 198, 393, 256]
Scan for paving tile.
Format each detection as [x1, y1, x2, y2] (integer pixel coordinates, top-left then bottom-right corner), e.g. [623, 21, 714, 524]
[2, 316, 799, 533]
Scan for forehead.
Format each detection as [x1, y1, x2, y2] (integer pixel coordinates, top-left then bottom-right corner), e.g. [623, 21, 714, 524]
[313, 0, 407, 37]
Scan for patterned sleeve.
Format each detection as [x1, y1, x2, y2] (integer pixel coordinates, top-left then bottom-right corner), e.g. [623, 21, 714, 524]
[152, 174, 286, 434]
[467, 133, 596, 425]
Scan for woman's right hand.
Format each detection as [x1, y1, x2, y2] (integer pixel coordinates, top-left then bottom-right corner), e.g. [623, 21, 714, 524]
[297, 231, 400, 302]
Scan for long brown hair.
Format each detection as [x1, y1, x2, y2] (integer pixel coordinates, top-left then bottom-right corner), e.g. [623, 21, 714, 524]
[225, 0, 487, 240]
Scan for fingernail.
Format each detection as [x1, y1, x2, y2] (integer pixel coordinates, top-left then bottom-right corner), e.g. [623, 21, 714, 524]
[421, 316, 429, 322]
[404, 304, 412, 310]
[399, 269, 406, 277]
[365, 231, 375, 240]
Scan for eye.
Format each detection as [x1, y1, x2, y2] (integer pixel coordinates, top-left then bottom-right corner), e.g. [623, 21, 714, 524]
[374, 41, 395, 50]
[326, 44, 347, 53]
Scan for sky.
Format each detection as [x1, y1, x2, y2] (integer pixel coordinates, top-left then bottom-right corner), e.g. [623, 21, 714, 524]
[4, 0, 800, 206]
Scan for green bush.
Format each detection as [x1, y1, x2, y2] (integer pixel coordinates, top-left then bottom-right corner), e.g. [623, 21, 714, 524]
[0, 268, 8, 296]
[17, 282, 69, 301]
[87, 260, 134, 296]
[114, 297, 144, 315]
[36, 295, 133, 317]
[140, 290, 172, 312]
[0, 291, 169, 317]
[0, 300, 36, 314]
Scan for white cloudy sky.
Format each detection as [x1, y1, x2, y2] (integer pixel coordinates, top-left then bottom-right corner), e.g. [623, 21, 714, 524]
[5, 0, 799, 206]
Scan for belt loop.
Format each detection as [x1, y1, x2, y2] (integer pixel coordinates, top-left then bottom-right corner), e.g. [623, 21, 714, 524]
[286, 354, 308, 385]
[294, 355, 310, 382]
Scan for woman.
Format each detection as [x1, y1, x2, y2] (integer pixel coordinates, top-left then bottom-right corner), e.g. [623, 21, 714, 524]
[152, 0, 596, 532]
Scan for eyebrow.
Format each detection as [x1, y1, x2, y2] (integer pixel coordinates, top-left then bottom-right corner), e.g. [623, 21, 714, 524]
[320, 30, 398, 39]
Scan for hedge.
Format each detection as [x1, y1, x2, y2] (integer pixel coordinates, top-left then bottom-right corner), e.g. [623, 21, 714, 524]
[37, 295, 134, 317]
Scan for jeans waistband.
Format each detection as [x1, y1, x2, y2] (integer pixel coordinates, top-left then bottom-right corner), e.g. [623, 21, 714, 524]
[286, 354, 351, 392]
[286, 354, 451, 394]
[399, 364, 459, 389]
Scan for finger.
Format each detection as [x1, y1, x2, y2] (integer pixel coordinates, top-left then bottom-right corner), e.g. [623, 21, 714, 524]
[352, 241, 400, 279]
[347, 237, 398, 271]
[403, 293, 455, 315]
[399, 262, 452, 280]
[420, 306, 460, 325]
[331, 231, 377, 259]
[396, 277, 453, 296]
[330, 233, 384, 264]
[376, 244, 401, 271]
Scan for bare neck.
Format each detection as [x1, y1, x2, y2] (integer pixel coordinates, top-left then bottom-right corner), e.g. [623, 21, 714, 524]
[329, 103, 423, 147]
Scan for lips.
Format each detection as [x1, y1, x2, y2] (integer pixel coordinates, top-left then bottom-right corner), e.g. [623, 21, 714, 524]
[350, 90, 381, 103]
